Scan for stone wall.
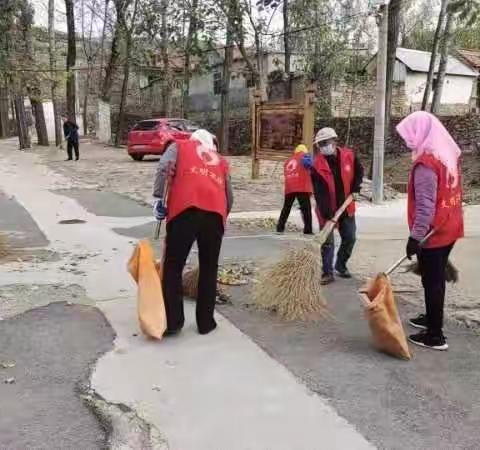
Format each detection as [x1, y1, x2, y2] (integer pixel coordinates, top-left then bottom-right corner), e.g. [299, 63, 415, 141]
[179, 113, 480, 157]
[331, 78, 409, 118]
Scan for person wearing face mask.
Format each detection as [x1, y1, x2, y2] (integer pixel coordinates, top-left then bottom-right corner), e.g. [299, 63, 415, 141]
[311, 127, 364, 285]
[152, 129, 234, 336]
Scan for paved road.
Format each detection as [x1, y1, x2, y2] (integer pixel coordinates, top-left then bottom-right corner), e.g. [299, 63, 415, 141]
[0, 302, 114, 449]
[2, 142, 480, 449]
[60, 182, 480, 449]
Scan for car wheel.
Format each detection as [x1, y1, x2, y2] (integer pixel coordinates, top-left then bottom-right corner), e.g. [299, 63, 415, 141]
[130, 154, 144, 161]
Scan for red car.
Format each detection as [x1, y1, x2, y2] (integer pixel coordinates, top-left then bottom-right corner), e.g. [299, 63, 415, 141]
[127, 118, 201, 161]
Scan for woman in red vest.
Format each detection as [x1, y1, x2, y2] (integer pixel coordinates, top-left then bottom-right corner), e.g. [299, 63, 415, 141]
[152, 129, 233, 336]
[311, 127, 364, 285]
[397, 111, 463, 351]
[276, 144, 313, 234]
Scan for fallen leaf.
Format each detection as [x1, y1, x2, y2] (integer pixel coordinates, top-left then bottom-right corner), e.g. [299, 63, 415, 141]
[0, 361, 15, 369]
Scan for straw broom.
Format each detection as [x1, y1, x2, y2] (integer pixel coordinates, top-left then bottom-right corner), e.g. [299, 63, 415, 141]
[405, 260, 458, 283]
[254, 195, 354, 321]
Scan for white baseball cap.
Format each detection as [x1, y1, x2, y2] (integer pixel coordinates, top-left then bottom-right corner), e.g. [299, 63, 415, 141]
[314, 127, 338, 144]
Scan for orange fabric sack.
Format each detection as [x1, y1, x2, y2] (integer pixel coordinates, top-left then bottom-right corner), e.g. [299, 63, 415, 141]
[128, 240, 167, 339]
[361, 274, 411, 360]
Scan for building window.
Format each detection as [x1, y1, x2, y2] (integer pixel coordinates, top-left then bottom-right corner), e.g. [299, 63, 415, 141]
[213, 72, 222, 95]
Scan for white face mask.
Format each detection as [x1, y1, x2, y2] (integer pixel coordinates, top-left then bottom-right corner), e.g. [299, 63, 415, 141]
[320, 143, 336, 156]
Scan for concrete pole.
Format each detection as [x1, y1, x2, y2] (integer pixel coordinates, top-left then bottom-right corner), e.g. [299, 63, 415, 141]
[372, 3, 388, 204]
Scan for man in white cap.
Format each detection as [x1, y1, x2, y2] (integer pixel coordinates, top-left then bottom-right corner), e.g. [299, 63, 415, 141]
[152, 129, 233, 335]
[311, 127, 363, 285]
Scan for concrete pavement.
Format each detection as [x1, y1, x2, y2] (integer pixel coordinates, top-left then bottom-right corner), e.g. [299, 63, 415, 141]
[0, 142, 373, 448]
[2, 139, 480, 449]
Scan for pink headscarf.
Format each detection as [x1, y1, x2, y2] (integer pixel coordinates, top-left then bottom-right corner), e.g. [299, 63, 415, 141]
[396, 111, 461, 187]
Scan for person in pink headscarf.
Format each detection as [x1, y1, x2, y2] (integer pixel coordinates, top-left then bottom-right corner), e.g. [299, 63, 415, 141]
[396, 111, 464, 351]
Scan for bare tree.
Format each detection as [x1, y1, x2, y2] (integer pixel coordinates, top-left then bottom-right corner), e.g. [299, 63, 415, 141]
[421, 0, 449, 110]
[431, 9, 454, 113]
[102, 21, 121, 101]
[98, 0, 111, 88]
[49, 0, 62, 146]
[385, 0, 402, 135]
[159, 0, 172, 116]
[20, 0, 49, 145]
[182, 0, 199, 118]
[80, 0, 102, 135]
[113, 0, 140, 147]
[65, 0, 77, 120]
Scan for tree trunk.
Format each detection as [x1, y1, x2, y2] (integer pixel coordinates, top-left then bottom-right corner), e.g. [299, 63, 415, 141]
[431, 10, 454, 114]
[99, 0, 110, 90]
[0, 84, 9, 138]
[21, 0, 49, 146]
[83, 70, 90, 135]
[160, 0, 172, 116]
[421, 0, 449, 110]
[182, 0, 198, 118]
[65, 0, 76, 120]
[48, 0, 62, 146]
[385, 0, 401, 136]
[102, 22, 120, 101]
[31, 97, 49, 145]
[283, 0, 292, 98]
[14, 96, 31, 149]
[114, 39, 131, 147]
[219, 21, 234, 155]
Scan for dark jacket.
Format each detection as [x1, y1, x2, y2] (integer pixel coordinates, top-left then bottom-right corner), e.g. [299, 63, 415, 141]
[311, 150, 363, 219]
[63, 121, 79, 143]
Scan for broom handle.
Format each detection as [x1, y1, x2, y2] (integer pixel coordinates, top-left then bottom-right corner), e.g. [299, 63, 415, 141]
[153, 165, 172, 241]
[314, 195, 354, 244]
[384, 228, 436, 276]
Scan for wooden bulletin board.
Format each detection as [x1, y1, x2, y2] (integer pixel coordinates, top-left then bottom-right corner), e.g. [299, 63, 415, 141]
[251, 82, 316, 178]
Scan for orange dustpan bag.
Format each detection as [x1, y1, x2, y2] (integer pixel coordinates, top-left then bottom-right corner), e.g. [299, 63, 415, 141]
[360, 274, 411, 360]
[128, 239, 167, 339]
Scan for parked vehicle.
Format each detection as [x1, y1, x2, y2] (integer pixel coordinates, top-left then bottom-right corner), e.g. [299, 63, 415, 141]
[127, 118, 203, 161]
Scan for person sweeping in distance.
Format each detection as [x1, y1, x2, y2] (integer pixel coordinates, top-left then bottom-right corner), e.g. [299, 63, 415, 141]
[152, 129, 233, 336]
[311, 127, 364, 285]
[397, 111, 464, 351]
[276, 144, 313, 235]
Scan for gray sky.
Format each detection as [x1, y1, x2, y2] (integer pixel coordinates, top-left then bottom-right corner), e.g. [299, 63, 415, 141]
[32, 0, 67, 32]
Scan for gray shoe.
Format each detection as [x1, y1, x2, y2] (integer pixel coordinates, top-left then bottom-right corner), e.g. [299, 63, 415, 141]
[321, 273, 335, 285]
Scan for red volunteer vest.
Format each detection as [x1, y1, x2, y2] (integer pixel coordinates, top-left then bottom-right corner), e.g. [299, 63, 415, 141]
[313, 147, 356, 224]
[284, 153, 313, 195]
[408, 154, 464, 248]
[167, 140, 229, 224]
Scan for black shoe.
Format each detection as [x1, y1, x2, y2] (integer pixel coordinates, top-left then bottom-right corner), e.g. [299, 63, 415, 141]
[65, 158, 73, 161]
[303, 231, 314, 235]
[163, 328, 182, 337]
[408, 330, 448, 351]
[335, 268, 352, 279]
[321, 273, 335, 285]
[409, 314, 428, 330]
[198, 321, 217, 335]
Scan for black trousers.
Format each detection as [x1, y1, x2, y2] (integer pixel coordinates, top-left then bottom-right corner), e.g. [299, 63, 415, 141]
[67, 140, 79, 160]
[418, 243, 454, 336]
[162, 208, 224, 334]
[321, 214, 356, 274]
[277, 193, 312, 233]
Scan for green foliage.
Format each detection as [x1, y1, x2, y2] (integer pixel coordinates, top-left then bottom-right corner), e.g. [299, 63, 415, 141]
[449, 0, 480, 27]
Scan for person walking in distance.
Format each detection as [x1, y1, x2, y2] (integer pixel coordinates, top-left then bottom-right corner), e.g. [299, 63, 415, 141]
[63, 116, 80, 161]
[397, 111, 464, 351]
[152, 129, 233, 335]
[311, 127, 364, 285]
[277, 144, 313, 235]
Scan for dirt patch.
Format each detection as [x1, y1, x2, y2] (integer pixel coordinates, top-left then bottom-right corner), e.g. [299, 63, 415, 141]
[382, 153, 480, 204]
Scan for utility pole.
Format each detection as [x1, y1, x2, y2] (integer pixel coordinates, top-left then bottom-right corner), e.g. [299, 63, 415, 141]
[372, 1, 389, 204]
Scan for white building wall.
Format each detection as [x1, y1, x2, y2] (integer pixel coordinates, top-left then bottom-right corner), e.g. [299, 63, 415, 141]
[405, 72, 475, 104]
